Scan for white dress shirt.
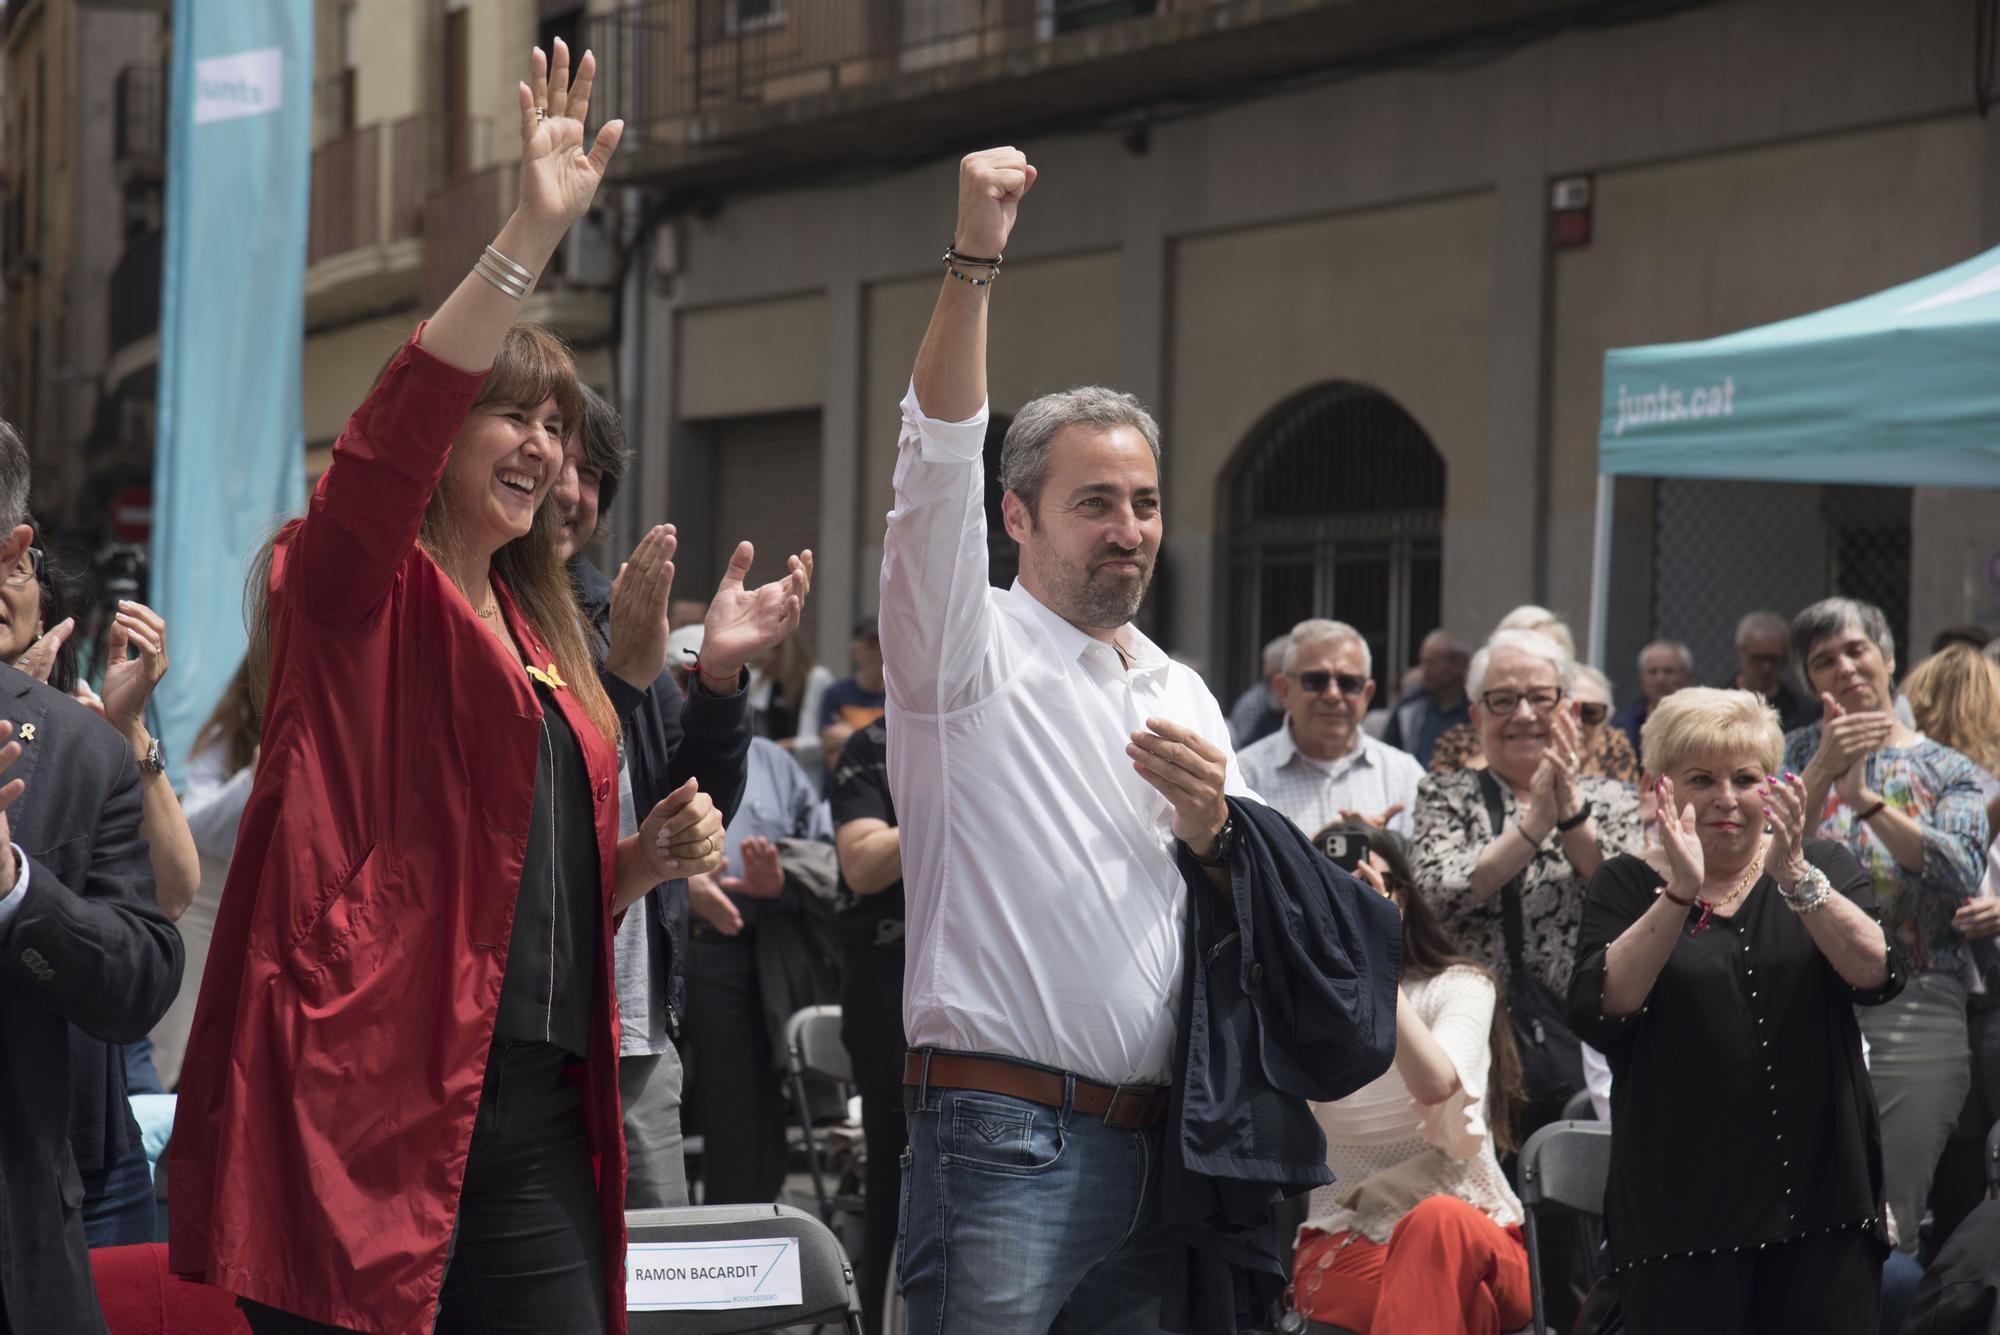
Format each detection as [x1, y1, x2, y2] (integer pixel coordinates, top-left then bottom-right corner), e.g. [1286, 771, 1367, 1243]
[1235, 725, 1424, 841]
[880, 383, 1255, 1086]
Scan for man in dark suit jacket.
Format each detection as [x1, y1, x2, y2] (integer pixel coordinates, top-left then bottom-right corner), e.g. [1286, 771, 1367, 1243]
[0, 419, 182, 1335]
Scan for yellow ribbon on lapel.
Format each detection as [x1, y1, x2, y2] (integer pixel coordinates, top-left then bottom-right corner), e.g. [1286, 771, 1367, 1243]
[525, 663, 567, 690]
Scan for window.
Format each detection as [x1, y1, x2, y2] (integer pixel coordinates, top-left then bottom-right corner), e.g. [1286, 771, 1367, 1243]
[726, 0, 786, 34]
[1222, 383, 1445, 701]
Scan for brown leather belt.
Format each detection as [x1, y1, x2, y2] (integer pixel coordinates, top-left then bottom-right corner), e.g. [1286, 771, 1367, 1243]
[902, 1050, 1168, 1130]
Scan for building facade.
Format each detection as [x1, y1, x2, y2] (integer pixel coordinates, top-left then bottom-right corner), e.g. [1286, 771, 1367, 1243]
[585, 0, 2000, 701]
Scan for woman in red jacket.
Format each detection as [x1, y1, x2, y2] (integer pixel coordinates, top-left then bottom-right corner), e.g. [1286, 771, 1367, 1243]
[168, 43, 785, 1335]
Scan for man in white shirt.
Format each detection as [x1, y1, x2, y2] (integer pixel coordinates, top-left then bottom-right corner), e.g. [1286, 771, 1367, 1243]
[1237, 618, 1426, 841]
[880, 147, 1256, 1334]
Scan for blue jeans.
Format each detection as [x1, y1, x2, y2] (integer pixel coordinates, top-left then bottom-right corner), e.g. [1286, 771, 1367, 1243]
[82, 1139, 156, 1248]
[898, 1070, 1170, 1335]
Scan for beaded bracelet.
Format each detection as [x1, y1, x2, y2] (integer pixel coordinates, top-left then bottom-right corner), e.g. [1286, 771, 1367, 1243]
[945, 264, 998, 287]
[1778, 863, 1834, 915]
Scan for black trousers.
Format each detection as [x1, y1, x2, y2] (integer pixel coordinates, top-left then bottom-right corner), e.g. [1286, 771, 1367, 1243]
[683, 934, 788, 1204]
[1619, 1227, 1885, 1335]
[840, 937, 907, 1335]
[240, 1038, 605, 1335]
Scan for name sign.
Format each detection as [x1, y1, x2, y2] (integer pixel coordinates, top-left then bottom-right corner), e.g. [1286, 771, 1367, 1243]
[627, 1238, 803, 1312]
[193, 48, 284, 125]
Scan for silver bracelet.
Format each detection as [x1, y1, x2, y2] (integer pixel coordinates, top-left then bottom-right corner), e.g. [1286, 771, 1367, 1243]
[1779, 863, 1834, 915]
[474, 244, 536, 300]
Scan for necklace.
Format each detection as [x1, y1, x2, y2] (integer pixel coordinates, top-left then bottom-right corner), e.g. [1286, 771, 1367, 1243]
[1690, 850, 1764, 935]
[475, 591, 500, 621]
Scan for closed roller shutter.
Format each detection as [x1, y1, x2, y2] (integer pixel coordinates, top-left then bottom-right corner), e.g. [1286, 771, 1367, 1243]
[710, 409, 824, 644]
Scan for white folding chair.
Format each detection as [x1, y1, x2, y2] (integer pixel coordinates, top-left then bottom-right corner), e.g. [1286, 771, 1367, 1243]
[1517, 1119, 1612, 1335]
[626, 1202, 861, 1335]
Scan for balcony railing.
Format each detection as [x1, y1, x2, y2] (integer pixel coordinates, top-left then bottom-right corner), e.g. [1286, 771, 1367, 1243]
[420, 160, 517, 311]
[309, 114, 492, 268]
[587, 0, 1173, 133]
[114, 64, 165, 169]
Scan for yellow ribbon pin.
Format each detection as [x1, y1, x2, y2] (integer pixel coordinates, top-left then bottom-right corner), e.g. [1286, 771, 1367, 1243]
[525, 663, 567, 690]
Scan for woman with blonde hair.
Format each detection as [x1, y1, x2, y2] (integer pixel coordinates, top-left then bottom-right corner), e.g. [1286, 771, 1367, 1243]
[1570, 687, 1900, 1331]
[171, 43, 751, 1335]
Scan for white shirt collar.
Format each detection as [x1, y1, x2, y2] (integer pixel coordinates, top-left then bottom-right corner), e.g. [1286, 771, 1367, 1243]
[1006, 579, 1172, 678]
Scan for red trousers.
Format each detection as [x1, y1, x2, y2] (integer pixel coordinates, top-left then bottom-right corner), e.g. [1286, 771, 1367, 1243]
[1291, 1196, 1532, 1335]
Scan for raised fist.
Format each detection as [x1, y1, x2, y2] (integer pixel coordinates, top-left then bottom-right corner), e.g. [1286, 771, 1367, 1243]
[955, 147, 1037, 260]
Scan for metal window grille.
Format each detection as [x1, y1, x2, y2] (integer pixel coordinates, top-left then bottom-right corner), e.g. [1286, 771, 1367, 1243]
[1222, 383, 1445, 700]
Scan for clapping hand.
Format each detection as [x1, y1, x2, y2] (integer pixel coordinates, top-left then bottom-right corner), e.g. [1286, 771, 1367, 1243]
[13, 617, 73, 684]
[638, 779, 725, 880]
[91, 602, 169, 745]
[0, 721, 27, 890]
[605, 525, 677, 691]
[1654, 774, 1704, 898]
[1809, 692, 1891, 805]
[698, 542, 812, 687]
[1761, 770, 1811, 890]
[722, 836, 785, 900]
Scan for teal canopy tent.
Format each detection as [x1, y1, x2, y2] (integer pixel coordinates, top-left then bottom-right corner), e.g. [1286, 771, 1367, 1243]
[1586, 246, 2000, 662]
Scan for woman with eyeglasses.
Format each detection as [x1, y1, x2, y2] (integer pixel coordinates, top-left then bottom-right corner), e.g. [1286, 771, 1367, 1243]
[1780, 597, 1990, 1260]
[1411, 629, 1642, 1133]
[1290, 823, 1531, 1333]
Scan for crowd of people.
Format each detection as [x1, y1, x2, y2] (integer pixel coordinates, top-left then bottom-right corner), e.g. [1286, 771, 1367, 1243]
[5, 44, 2000, 1335]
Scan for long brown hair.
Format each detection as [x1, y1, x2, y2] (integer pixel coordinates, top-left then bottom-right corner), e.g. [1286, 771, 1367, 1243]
[246, 325, 618, 744]
[417, 324, 618, 743]
[1324, 822, 1526, 1153]
[767, 631, 813, 713]
[193, 657, 261, 774]
[1903, 643, 2000, 775]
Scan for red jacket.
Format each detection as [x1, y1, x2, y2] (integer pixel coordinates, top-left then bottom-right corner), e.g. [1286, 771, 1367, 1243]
[168, 332, 630, 1334]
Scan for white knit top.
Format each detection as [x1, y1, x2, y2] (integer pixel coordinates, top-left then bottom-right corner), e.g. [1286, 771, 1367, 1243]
[1300, 965, 1523, 1243]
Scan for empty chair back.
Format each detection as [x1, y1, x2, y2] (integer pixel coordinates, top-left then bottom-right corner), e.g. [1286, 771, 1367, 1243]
[786, 1003, 853, 1084]
[626, 1203, 861, 1335]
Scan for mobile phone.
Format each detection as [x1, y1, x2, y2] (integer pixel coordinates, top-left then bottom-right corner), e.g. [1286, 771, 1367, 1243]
[1315, 829, 1370, 873]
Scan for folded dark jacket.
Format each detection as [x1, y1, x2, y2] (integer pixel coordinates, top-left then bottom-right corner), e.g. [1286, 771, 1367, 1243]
[1161, 796, 1403, 1334]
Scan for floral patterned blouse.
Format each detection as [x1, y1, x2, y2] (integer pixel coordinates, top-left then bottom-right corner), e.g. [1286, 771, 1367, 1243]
[1427, 720, 1640, 786]
[1412, 769, 1644, 996]
[1781, 724, 1991, 975]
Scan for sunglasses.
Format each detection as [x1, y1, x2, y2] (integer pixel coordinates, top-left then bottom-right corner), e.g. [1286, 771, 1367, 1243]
[1577, 702, 1609, 726]
[3, 546, 42, 588]
[1293, 669, 1369, 696]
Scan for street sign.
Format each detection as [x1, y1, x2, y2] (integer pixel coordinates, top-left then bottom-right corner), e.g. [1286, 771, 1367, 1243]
[110, 486, 154, 544]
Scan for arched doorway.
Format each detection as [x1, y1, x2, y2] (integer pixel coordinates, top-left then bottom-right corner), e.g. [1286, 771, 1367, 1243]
[1220, 383, 1445, 700]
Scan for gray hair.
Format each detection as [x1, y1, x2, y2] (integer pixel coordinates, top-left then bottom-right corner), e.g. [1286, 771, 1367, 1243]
[1495, 604, 1575, 660]
[1284, 618, 1373, 677]
[0, 418, 27, 535]
[1734, 609, 1789, 647]
[1260, 633, 1292, 676]
[1421, 629, 1470, 659]
[1468, 628, 1576, 701]
[999, 385, 1162, 516]
[1791, 597, 1895, 680]
[574, 385, 631, 519]
[1572, 663, 1614, 704]
[1639, 639, 1694, 672]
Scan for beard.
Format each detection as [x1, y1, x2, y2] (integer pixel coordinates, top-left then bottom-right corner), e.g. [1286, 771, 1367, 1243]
[1031, 543, 1154, 630]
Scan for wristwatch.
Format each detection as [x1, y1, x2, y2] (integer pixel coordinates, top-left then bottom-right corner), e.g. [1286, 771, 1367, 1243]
[1188, 813, 1238, 868]
[136, 735, 167, 776]
[1556, 801, 1593, 833]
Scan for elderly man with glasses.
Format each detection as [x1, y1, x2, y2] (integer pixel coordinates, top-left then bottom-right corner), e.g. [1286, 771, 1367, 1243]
[1237, 618, 1425, 839]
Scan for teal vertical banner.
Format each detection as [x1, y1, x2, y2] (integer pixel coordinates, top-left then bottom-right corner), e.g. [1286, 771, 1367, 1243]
[153, 0, 311, 779]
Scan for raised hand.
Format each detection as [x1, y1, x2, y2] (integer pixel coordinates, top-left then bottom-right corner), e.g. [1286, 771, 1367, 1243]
[515, 38, 623, 240]
[722, 836, 785, 900]
[1807, 691, 1892, 789]
[1128, 717, 1230, 857]
[12, 616, 73, 683]
[954, 147, 1037, 260]
[1762, 770, 1811, 889]
[1339, 804, 1405, 831]
[1547, 704, 1586, 818]
[605, 525, 676, 691]
[688, 872, 743, 937]
[96, 601, 169, 744]
[1523, 754, 1563, 838]
[639, 779, 725, 880]
[699, 543, 812, 684]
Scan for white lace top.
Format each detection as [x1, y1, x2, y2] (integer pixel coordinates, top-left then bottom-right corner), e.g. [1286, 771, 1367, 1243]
[1299, 965, 1523, 1243]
